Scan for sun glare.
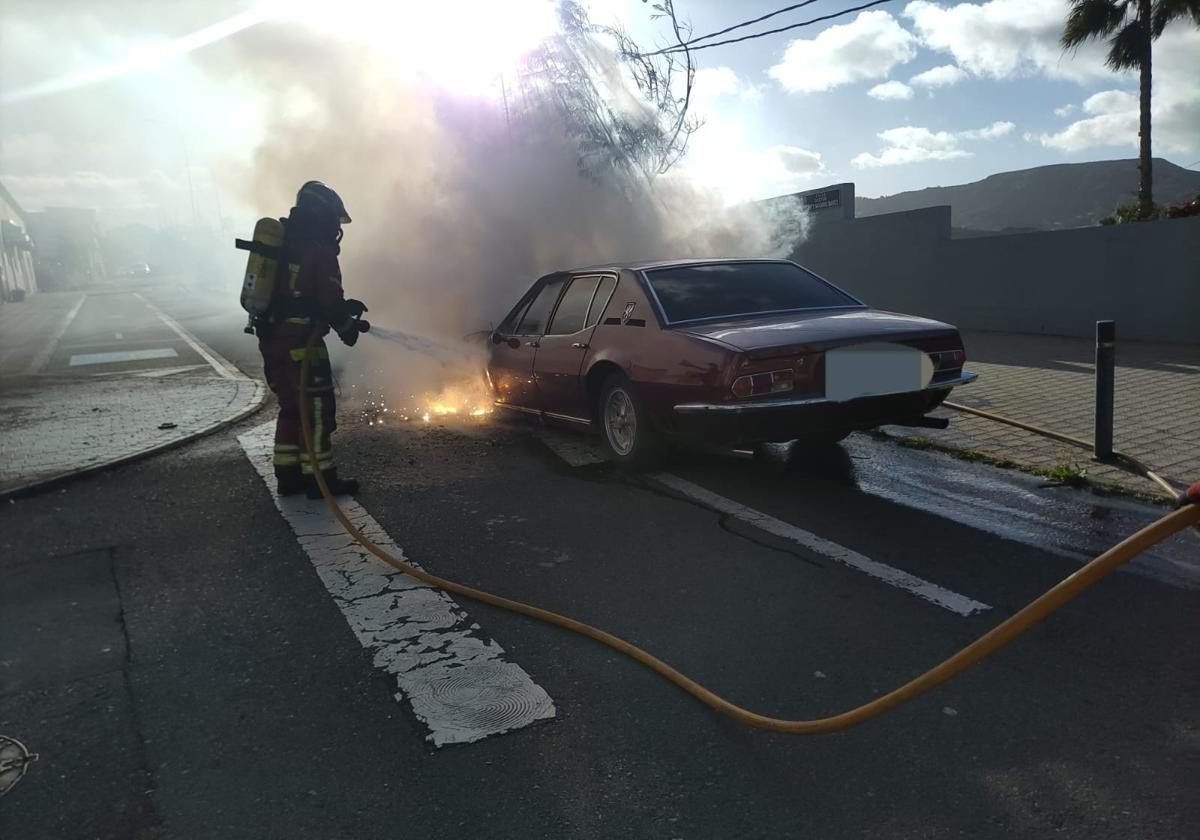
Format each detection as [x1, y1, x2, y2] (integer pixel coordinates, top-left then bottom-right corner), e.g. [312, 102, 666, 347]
[286, 0, 560, 97]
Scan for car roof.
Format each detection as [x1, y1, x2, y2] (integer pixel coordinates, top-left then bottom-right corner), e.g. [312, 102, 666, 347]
[558, 258, 793, 274]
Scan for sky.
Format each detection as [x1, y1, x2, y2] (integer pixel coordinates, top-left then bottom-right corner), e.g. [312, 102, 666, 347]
[1, 0, 1197, 230]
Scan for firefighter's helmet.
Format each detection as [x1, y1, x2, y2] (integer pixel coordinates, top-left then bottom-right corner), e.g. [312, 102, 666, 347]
[296, 181, 351, 224]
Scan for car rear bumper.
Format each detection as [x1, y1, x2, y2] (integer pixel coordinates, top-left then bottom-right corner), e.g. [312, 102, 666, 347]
[670, 370, 977, 444]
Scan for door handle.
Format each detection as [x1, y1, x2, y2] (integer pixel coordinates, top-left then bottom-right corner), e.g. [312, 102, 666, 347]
[525, 340, 540, 348]
[571, 342, 589, 349]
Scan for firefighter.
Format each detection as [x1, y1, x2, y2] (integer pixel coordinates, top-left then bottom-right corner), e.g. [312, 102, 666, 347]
[258, 180, 369, 498]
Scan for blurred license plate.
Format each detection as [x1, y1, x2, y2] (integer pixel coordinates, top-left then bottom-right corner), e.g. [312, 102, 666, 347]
[825, 343, 933, 402]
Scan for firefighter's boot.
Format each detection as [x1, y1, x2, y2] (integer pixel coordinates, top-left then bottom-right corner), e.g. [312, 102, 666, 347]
[276, 465, 306, 497]
[306, 469, 360, 499]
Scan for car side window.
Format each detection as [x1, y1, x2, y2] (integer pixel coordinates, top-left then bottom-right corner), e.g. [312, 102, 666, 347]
[515, 278, 565, 335]
[546, 276, 601, 335]
[498, 295, 533, 334]
[585, 275, 616, 328]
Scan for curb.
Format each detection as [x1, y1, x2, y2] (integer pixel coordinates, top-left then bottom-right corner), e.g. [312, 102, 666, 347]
[874, 429, 1175, 504]
[0, 379, 269, 502]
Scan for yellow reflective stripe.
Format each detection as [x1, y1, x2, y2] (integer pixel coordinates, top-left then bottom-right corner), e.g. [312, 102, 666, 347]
[288, 346, 330, 361]
[273, 452, 300, 466]
[287, 263, 300, 293]
[297, 395, 334, 475]
[285, 317, 312, 325]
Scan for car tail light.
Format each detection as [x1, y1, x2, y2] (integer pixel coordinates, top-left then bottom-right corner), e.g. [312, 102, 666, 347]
[731, 368, 794, 398]
[930, 348, 965, 371]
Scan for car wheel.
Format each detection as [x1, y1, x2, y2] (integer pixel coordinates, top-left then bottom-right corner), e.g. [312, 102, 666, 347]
[598, 373, 661, 469]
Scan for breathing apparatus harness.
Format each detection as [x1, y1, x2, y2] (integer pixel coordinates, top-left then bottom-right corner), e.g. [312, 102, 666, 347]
[235, 185, 368, 341]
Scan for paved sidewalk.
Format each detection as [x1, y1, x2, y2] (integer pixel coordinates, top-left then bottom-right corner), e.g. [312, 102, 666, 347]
[0, 290, 265, 497]
[1, 372, 264, 496]
[883, 331, 1200, 498]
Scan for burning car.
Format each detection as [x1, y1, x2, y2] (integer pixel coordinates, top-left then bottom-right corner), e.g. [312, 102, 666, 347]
[486, 259, 977, 466]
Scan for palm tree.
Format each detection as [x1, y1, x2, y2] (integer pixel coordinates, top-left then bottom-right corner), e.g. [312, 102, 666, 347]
[1062, 0, 1200, 218]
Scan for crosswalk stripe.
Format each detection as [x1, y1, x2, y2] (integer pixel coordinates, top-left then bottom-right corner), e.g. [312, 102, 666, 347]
[238, 422, 555, 747]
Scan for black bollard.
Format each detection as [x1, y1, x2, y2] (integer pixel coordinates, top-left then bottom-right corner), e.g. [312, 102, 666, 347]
[1094, 320, 1115, 460]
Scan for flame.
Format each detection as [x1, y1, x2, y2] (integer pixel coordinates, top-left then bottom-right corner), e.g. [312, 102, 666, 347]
[356, 377, 493, 427]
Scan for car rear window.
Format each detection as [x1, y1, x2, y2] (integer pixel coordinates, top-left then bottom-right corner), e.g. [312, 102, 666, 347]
[644, 262, 861, 324]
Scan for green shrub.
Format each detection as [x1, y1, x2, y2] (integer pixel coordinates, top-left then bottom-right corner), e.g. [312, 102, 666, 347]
[1099, 200, 1167, 225]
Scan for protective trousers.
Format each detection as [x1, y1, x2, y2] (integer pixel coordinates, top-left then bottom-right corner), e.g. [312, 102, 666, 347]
[259, 335, 337, 487]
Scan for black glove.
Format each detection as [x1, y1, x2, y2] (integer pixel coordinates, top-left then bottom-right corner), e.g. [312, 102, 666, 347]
[337, 319, 370, 347]
[344, 298, 368, 318]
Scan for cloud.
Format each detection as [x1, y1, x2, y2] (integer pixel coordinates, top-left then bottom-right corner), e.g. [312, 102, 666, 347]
[739, 83, 766, 103]
[909, 64, 967, 87]
[868, 80, 915, 100]
[769, 145, 826, 176]
[1036, 28, 1200, 155]
[692, 65, 766, 104]
[903, 0, 1114, 83]
[1035, 91, 1137, 151]
[958, 120, 1015, 139]
[769, 11, 918, 93]
[899, 1, 1196, 156]
[693, 66, 740, 98]
[852, 121, 1013, 167]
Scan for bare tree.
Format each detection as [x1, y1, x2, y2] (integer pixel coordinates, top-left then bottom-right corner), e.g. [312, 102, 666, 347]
[518, 0, 700, 183]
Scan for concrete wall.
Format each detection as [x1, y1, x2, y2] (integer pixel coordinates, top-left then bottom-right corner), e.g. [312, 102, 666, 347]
[792, 206, 1199, 343]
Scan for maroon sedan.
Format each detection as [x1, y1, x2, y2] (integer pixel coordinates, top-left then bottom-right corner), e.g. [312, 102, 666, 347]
[486, 259, 976, 466]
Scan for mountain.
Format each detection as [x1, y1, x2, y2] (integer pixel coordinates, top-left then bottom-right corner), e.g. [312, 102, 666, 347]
[855, 158, 1200, 232]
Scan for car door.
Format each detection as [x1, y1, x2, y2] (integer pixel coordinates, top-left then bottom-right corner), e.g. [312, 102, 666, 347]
[489, 276, 566, 410]
[533, 274, 617, 420]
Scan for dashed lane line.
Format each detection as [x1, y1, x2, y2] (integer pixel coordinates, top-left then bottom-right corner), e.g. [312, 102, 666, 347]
[238, 422, 556, 747]
[650, 472, 992, 617]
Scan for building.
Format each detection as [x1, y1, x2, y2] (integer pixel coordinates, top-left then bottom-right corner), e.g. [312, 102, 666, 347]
[762, 182, 856, 223]
[0, 181, 38, 301]
[26, 207, 107, 290]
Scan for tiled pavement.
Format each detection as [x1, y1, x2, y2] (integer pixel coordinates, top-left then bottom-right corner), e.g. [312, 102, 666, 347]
[883, 331, 1200, 498]
[0, 370, 264, 496]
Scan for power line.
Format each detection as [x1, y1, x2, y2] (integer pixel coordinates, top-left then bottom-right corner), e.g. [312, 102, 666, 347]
[685, 0, 823, 47]
[647, 0, 897, 56]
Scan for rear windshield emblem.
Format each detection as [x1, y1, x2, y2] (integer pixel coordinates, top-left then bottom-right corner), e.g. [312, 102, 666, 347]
[620, 302, 636, 325]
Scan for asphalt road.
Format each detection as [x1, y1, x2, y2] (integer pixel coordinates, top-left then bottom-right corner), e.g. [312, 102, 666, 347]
[2, 285, 1197, 840]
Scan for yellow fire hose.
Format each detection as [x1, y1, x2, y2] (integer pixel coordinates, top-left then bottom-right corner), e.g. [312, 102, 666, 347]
[298, 337, 1199, 734]
[944, 400, 1181, 500]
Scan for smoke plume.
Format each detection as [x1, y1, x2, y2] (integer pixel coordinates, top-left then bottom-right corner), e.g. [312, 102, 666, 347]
[220, 21, 807, 405]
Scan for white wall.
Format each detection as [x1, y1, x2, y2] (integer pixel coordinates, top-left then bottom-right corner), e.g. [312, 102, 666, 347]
[793, 208, 1199, 344]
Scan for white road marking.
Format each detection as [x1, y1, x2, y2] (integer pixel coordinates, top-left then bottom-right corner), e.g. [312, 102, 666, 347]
[133, 364, 209, 378]
[238, 423, 556, 747]
[92, 364, 208, 378]
[26, 293, 86, 374]
[69, 348, 179, 367]
[650, 473, 991, 617]
[133, 292, 240, 380]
